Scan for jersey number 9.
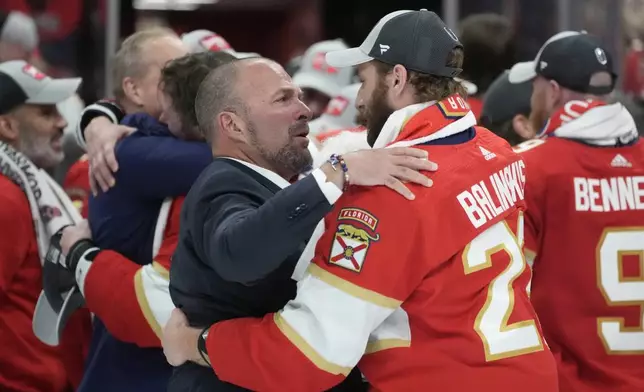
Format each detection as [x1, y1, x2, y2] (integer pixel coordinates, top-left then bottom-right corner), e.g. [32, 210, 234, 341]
[597, 227, 644, 354]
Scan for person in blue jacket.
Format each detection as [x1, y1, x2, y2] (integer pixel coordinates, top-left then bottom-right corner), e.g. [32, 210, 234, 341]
[79, 51, 231, 392]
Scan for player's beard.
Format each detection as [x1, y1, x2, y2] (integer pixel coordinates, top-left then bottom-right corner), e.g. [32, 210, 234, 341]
[248, 119, 313, 178]
[360, 78, 395, 147]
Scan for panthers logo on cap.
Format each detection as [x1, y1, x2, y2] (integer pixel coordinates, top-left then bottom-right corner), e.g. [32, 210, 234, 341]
[312, 52, 338, 74]
[199, 34, 231, 51]
[22, 64, 46, 80]
[325, 96, 349, 116]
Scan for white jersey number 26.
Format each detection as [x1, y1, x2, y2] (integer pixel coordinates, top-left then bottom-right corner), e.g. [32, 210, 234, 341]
[463, 214, 545, 361]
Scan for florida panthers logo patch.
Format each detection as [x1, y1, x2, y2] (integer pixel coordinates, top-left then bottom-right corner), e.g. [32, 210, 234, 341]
[329, 208, 379, 273]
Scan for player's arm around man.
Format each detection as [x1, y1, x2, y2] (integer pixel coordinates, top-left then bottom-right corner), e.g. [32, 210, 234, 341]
[163, 187, 425, 391]
[57, 198, 183, 347]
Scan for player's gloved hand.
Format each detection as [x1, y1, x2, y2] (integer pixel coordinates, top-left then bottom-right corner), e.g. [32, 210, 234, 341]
[85, 117, 136, 195]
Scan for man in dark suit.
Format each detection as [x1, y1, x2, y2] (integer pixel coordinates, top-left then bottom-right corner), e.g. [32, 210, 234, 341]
[168, 57, 436, 391]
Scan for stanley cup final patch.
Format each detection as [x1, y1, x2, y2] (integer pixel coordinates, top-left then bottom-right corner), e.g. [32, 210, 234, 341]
[328, 208, 380, 273]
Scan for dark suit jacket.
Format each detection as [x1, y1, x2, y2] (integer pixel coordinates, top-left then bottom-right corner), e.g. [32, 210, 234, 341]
[169, 158, 365, 391]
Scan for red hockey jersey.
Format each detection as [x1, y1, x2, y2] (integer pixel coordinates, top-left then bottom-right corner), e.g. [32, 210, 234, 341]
[516, 134, 644, 392]
[205, 96, 558, 391]
[81, 197, 183, 347]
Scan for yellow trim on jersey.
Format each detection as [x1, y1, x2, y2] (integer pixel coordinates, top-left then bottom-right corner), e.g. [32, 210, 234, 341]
[364, 338, 411, 354]
[134, 269, 163, 338]
[273, 312, 353, 376]
[307, 264, 402, 309]
[152, 261, 170, 280]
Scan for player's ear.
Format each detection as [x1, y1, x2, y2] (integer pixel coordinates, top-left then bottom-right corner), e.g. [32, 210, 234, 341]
[512, 114, 536, 141]
[391, 64, 409, 96]
[548, 80, 563, 106]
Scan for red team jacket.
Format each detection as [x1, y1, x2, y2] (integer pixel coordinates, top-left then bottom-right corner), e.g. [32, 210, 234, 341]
[516, 125, 644, 391]
[202, 96, 558, 391]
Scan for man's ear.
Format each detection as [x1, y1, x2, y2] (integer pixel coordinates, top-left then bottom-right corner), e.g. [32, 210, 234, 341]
[512, 114, 536, 140]
[122, 77, 144, 107]
[0, 114, 19, 142]
[391, 64, 409, 97]
[217, 110, 248, 144]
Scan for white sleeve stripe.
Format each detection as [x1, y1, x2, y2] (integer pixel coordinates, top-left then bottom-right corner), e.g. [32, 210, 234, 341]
[133, 264, 175, 338]
[74, 103, 120, 150]
[274, 313, 353, 376]
[524, 248, 536, 268]
[278, 272, 394, 371]
[151, 261, 169, 280]
[85, 103, 119, 124]
[308, 264, 402, 309]
[152, 198, 173, 258]
[365, 306, 411, 354]
[74, 120, 87, 150]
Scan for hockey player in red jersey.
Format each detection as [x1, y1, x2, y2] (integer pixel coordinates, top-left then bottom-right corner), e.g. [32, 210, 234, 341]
[509, 31, 644, 391]
[161, 10, 558, 392]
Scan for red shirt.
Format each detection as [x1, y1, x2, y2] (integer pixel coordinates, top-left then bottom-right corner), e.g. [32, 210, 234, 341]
[0, 175, 69, 392]
[516, 137, 644, 392]
[64, 155, 90, 218]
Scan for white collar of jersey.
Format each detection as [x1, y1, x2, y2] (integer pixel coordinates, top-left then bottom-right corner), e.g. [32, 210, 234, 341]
[372, 101, 477, 149]
[546, 102, 639, 146]
[224, 158, 291, 189]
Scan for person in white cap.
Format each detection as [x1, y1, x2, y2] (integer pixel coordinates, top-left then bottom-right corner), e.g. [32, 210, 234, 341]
[308, 82, 362, 138]
[292, 39, 355, 119]
[307, 82, 370, 167]
[160, 9, 558, 392]
[0, 60, 83, 392]
[181, 29, 259, 59]
[509, 30, 644, 392]
[0, 10, 38, 63]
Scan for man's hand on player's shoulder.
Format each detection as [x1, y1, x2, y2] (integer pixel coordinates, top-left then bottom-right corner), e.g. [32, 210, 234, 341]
[321, 147, 438, 200]
[85, 117, 136, 195]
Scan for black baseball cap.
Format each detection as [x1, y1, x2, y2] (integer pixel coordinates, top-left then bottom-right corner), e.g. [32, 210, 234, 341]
[508, 31, 616, 95]
[481, 70, 532, 125]
[0, 60, 81, 114]
[326, 9, 463, 77]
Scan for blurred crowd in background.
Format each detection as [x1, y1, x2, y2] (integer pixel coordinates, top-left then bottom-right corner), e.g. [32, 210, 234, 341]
[2, 0, 644, 99]
[1, 0, 644, 175]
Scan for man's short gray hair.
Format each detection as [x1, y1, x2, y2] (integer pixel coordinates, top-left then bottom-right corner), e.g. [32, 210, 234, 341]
[112, 27, 177, 99]
[195, 58, 253, 141]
